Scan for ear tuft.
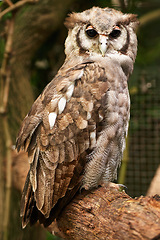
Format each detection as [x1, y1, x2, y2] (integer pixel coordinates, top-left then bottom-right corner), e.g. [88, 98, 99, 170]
[117, 13, 139, 31]
[64, 12, 83, 29]
[124, 14, 139, 30]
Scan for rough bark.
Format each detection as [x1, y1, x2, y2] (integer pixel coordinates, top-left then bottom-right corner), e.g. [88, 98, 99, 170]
[12, 151, 160, 240]
[53, 187, 160, 240]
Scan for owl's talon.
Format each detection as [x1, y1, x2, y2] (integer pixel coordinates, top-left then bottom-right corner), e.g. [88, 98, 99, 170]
[107, 182, 127, 191]
[117, 184, 127, 190]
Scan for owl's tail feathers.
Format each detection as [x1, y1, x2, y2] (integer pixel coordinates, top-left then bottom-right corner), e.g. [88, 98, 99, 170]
[20, 153, 87, 228]
[20, 171, 82, 229]
[20, 171, 32, 228]
[20, 171, 38, 228]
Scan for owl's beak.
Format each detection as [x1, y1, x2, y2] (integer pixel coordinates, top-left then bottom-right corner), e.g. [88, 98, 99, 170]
[99, 35, 108, 57]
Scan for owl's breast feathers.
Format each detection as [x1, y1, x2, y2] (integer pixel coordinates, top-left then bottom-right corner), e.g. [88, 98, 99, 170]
[16, 60, 129, 228]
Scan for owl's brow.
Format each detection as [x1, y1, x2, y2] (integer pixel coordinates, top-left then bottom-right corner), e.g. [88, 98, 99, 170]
[116, 20, 128, 26]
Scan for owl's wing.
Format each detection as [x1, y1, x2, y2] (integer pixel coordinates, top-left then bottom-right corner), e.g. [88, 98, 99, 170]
[16, 61, 109, 227]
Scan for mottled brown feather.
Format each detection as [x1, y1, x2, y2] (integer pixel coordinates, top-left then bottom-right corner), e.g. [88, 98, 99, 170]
[18, 61, 110, 226]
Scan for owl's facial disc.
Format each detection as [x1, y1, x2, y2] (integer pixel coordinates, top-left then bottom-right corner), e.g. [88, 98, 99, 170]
[85, 24, 123, 57]
[86, 25, 108, 56]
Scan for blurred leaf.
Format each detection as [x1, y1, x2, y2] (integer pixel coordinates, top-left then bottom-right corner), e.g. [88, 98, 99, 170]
[46, 231, 63, 240]
[130, 86, 138, 95]
[2, 11, 13, 21]
[0, 1, 4, 7]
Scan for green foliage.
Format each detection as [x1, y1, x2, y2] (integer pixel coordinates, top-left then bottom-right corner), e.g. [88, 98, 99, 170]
[46, 231, 63, 240]
[137, 19, 160, 65]
[2, 12, 12, 21]
[0, 1, 4, 7]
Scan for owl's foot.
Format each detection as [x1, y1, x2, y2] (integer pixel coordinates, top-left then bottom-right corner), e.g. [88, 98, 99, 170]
[103, 182, 127, 191]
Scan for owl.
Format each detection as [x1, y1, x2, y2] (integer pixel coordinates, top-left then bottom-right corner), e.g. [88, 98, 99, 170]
[16, 6, 138, 228]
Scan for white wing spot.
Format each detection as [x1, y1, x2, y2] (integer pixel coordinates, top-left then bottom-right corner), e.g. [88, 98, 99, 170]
[58, 97, 67, 114]
[66, 83, 74, 101]
[48, 112, 57, 129]
[99, 113, 103, 122]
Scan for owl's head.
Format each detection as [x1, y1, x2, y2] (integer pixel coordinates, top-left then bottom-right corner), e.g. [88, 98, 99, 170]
[64, 7, 139, 62]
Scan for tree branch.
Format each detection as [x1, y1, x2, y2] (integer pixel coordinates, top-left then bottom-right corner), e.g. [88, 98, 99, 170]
[0, 0, 38, 19]
[53, 186, 160, 240]
[0, 13, 15, 240]
[139, 9, 160, 27]
[0, 16, 14, 114]
[11, 151, 160, 240]
[4, 0, 13, 7]
[3, 116, 12, 240]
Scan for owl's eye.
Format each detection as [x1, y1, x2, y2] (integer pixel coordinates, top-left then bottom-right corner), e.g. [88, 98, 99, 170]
[86, 25, 98, 38]
[109, 26, 121, 38]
